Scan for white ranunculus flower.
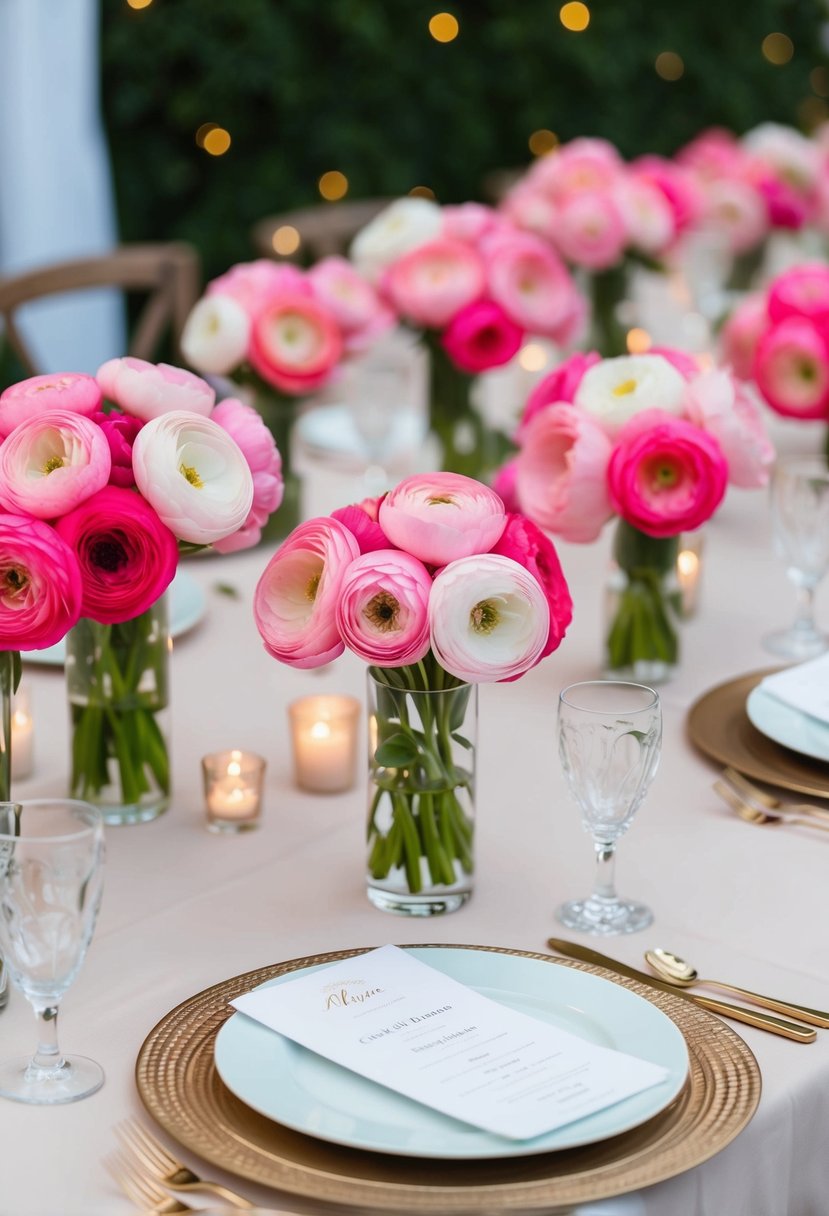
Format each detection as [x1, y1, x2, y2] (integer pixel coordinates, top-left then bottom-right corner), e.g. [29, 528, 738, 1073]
[742, 122, 820, 188]
[132, 410, 254, 544]
[429, 554, 549, 684]
[574, 354, 687, 436]
[350, 198, 443, 283]
[180, 295, 251, 376]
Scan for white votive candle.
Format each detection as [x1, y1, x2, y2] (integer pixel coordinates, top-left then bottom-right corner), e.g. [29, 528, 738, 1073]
[11, 684, 33, 781]
[202, 749, 266, 833]
[288, 695, 361, 794]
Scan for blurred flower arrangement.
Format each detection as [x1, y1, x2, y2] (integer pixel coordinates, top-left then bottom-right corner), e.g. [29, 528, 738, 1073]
[253, 470, 571, 909]
[0, 362, 283, 817]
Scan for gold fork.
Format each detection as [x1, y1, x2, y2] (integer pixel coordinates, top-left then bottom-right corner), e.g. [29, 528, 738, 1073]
[105, 1152, 190, 1214]
[722, 767, 829, 824]
[714, 780, 829, 833]
[116, 1118, 255, 1210]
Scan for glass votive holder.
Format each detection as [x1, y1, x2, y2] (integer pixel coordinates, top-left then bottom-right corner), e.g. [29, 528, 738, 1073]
[201, 749, 266, 834]
[288, 695, 361, 794]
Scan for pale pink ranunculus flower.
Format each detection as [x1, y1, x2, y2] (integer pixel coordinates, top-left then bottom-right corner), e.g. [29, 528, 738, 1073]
[631, 155, 703, 236]
[684, 370, 775, 488]
[441, 202, 504, 244]
[608, 409, 729, 538]
[248, 294, 344, 395]
[336, 549, 432, 666]
[180, 294, 251, 376]
[0, 373, 102, 439]
[700, 179, 769, 255]
[307, 256, 394, 352]
[767, 263, 829, 331]
[719, 292, 769, 380]
[0, 410, 111, 518]
[518, 351, 601, 438]
[206, 259, 311, 315]
[752, 316, 829, 419]
[615, 174, 676, 256]
[429, 553, 550, 683]
[97, 357, 215, 422]
[677, 127, 748, 180]
[210, 398, 284, 554]
[552, 190, 628, 270]
[501, 183, 559, 243]
[515, 404, 613, 542]
[132, 410, 254, 544]
[529, 137, 624, 199]
[379, 472, 506, 566]
[254, 517, 360, 668]
[0, 512, 83, 651]
[483, 228, 580, 340]
[383, 237, 486, 329]
[441, 299, 523, 374]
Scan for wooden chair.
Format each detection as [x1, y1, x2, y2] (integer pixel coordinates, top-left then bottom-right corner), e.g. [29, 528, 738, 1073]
[251, 198, 392, 262]
[0, 243, 201, 376]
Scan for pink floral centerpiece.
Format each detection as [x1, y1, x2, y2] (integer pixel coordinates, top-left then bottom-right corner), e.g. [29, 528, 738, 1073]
[0, 362, 283, 819]
[253, 470, 572, 913]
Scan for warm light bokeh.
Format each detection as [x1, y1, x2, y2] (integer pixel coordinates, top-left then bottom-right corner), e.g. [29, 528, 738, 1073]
[559, 3, 590, 33]
[272, 225, 301, 255]
[428, 12, 459, 42]
[319, 170, 349, 201]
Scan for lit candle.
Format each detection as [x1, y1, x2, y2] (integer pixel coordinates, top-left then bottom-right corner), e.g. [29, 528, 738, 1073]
[676, 535, 704, 619]
[11, 685, 33, 781]
[202, 749, 266, 833]
[288, 695, 360, 794]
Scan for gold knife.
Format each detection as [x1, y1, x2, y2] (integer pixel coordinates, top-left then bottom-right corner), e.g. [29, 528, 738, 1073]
[546, 938, 817, 1043]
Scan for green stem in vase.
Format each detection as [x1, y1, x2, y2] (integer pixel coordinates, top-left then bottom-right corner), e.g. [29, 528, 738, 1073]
[0, 650, 21, 803]
[606, 520, 680, 674]
[424, 332, 510, 480]
[589, 265, 629, 357]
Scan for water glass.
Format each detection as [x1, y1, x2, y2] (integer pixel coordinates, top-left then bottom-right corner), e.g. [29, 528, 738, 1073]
[764, 454, 829, 660]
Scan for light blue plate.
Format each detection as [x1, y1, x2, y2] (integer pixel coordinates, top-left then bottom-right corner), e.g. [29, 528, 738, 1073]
[21, 568, 207, 666]
[215, 946, 689, 1160]
[747, 686, 829, 763]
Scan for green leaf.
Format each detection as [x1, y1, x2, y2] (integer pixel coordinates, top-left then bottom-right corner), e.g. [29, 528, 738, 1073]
[374, 733, 419, 768]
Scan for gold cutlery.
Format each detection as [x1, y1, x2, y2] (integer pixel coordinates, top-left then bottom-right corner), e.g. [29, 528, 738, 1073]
[722, 767, 829, 824]
[644, 947, 829, 1028]
[546, 938, 817, 1042]
[105, 1152, 190, 1213]
[714, 780, 829, 834]
[116, 1118, 255, 1210]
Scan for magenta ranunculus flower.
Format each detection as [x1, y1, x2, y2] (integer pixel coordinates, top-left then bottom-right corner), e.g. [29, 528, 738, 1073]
[336, 549, 432, 667]
[209, 398, 284, 555]
[491, 458, 520, 513]
[441, 299, 523, 374]
[429, 553, 550, 683]
[248, 295, 344, 395]
[0, 372, 102, 439]
[253, 517, 360, 668]
[753, 316, 829, 419]
[91, 410, 143, 488]
[515, 404, 614, 542]
[0, 409, 112, 518]
[55, 486, 178, 624]
[331, 498, 391, 553]
[379, 472, 506, 566]
[685, 370, 774, 489]
[608, 409, 729, 538]
[767, 264, 829, 331]
[490, 514, 573, 661]
[518, 351, 601, 437]
[383, 237, 486, 329]
[97, 357, 215, 422]
[0, 513, 83, 650]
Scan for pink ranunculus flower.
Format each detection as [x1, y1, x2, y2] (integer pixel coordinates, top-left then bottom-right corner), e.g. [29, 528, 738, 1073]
[441, 202, 504, 244]
[0, 513, 83, 650]
[383, 238, 486, 329]
[553, 190, 628, 270]
[55, 486, 179, 624]
[484, 228, 580, 341]
[491, 514, 573, 662]
[307, 256, 394, 352]
[502, 183, 559, 243]
[209, 398, 284, 554]
[0, 410, 111, 518]
[530, 137, 624, 198]
[248, 294, 344, 395]
[631, 155, 703, 235]
[90, 410, 143, 488]
[253, 517, 360, 668]
[685, 370, 775, 489]
[753, 317, 829, 419]
[441, 299, 523, 374]
[756, 174, 810, 230]
[97, 357, 215, 422]
[615, 174, 676, 256]
[336, 549, 432, 666]
[515, 404, 614, 542]
[518, 351, 601, 437]
[720, 292, 768, 380]
[491, 458, 520, 513]
[0, 372, 102, 439]
[608, 409, 729, 538]
[331, 497, 390, 553]
[429, 553, 550, 683]
[701, 179, 769, 255]
[379, 472, 506, 566]
[767, 263, 829, 331]
[206, 259, 311, 315]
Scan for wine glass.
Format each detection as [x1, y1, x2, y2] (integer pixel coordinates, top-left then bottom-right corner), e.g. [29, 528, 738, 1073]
[0, 799, 105, 1103]
[764, 454, 829, 660]
[556, 681, 661, 935]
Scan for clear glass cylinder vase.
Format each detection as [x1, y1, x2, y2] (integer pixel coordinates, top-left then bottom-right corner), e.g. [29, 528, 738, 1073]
[604, 521, 681, 685]
[65, 595, 170, 825]
[366, 669, 476, 916]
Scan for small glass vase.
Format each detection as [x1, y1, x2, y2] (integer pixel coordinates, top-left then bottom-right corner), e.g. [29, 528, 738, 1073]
[604, 520, 681, 685]
[65, 595, 170, 825]
[366, 669, 476, 916]
[0, 649, 16, 1010]
[250, 384, 301, 543]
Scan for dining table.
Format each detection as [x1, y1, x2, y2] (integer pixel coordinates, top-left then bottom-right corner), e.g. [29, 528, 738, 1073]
[4, 410, 829, 1216]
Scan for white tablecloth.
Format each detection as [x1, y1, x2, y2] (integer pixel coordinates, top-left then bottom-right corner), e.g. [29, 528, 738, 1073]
[5, 416, 829, 1216]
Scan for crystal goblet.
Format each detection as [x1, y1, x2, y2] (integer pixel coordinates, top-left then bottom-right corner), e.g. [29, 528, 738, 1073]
[556, 681, 661, 935]
[764, 454, 829, 660]
[0, 799, 105, 1104]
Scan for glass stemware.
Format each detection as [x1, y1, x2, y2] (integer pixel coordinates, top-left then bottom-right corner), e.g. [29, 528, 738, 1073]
[764, 454, 829, 661]
[0, 800, 105, 1104]
[556, 681, 662, 936]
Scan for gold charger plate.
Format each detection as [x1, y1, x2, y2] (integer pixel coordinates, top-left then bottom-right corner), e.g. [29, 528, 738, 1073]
[687, 668, 829, 799]
[136, 944, 760, 1213]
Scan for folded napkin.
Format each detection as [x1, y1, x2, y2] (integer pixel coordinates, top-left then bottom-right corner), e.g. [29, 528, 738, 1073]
[761, 654, 829, 725]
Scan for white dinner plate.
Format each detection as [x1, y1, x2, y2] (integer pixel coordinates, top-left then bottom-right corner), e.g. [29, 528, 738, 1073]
[214, 946, 689, 1160]
[21, 569, 207, 667]
[746, 685, 829, 763]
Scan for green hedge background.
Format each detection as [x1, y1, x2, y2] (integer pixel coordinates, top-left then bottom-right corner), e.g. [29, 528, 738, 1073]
[103, 0, 829, 278]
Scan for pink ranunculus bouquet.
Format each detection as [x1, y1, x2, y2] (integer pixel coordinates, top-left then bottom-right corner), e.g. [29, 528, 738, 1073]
[507, 348, 774, 680]
[254, 471, 572, 910]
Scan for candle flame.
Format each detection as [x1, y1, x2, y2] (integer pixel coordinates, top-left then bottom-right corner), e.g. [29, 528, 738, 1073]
[310, 720, 332, 740]
[227, 761, 242, 777]
[677, 550, 699, 578]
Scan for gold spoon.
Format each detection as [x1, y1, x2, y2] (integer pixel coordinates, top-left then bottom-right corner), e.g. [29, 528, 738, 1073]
[645, 947, 829, 1028]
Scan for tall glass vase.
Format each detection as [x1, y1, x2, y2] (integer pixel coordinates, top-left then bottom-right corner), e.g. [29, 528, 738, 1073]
[604, 520, 681, 685]
[251, 385, 301, 543]
[65, 595, 170, 825]
[366, 669, 476, 916]
[425, 334, 506, 480]
[0, 649, 15, 1008]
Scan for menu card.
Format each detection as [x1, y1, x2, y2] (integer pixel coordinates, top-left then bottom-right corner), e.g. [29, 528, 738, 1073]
[231, 945, 669, 1141]
[762, 654, 829, 724]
